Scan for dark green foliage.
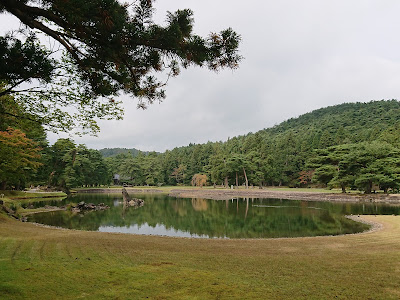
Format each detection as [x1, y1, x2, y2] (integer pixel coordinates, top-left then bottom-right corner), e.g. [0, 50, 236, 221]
[0, 91, 47, 145]
[99, 148, 152, 158]
[106, 100, 400, 190]
[0, 34, 55, 87]
[4, 100, 400, 190]
[310, 142, 400, 193]
[46, 139, 110, 189]
[0, 0, 241, 133]
[0, 91, 48, 189]
[267, 100, 400, 143]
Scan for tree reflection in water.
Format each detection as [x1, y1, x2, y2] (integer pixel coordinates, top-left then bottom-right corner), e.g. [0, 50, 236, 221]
[27, 193, 400, 238]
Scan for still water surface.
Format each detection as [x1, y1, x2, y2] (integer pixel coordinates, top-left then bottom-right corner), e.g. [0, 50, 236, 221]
[27, 193, 400, 238]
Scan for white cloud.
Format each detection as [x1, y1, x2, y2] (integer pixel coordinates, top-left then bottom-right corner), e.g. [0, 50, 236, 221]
[3, 1, 400, 151]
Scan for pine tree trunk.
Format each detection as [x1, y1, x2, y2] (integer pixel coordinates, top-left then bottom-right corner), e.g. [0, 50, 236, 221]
[243, 167, 248, 189]
[235, 172, 238, 187]
[224, 176, 228, 188]
[365, 181, 372, 194]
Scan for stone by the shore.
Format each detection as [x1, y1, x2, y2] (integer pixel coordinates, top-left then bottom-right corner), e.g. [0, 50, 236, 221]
[127, 198, 144, 207]
[122, 188, 144, 207]
[70, 202, 110, 213]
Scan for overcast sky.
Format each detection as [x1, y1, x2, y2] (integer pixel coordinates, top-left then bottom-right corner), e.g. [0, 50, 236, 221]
[3, 1, 400, 152]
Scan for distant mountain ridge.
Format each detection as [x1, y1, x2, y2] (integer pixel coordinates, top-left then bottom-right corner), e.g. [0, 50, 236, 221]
[264, 99, 400, 136]
[99, 148, 152, 158]
[252, 99, 400, 149]
[103, 99, 400, 156]
[103, 100, 400, 187]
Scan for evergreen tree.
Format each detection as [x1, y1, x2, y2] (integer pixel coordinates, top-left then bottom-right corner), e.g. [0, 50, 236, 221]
[0, 0, 241, 133]
[310, 142, 400, 193]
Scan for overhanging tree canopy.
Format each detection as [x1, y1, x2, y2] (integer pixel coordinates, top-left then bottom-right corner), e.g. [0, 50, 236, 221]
[0, 0, 241, 133]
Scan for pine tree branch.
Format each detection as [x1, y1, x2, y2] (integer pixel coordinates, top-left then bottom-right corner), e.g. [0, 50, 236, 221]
[1, 0, 83, 62]
[0, 111, 42, 124]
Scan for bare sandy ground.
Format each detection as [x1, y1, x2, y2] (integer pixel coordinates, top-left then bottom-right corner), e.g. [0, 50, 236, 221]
[168, 188, 400, 203]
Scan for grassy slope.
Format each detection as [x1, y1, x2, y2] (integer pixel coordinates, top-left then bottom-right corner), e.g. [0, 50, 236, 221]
[0, 190, 66, 200]
[0, 191, 67, 217]
[1, 213, 400, 299]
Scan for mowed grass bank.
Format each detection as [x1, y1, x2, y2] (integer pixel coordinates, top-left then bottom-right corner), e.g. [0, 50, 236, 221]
[1, 214, 400, 299]
[0, 190, 66, 200]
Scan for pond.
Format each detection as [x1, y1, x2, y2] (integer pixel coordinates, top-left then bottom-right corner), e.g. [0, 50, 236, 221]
[27, 193, 400, 239]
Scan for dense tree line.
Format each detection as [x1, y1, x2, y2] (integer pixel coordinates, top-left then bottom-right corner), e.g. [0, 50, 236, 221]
[99, 148, 144, 158]
[309, 142, 400, 193]
[106, 100, 400, 193]
[0, 91, 47, 189]
[2, 99, 400, 193]
[0, 134, 110, 191]
[0, 92, 110, 190]
[43, 139, 110, 191]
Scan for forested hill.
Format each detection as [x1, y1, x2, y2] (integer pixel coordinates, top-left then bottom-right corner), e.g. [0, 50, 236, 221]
[105, 100, 400, 190]
[99, 148, 146, 157]
[265, 99, 400, 139]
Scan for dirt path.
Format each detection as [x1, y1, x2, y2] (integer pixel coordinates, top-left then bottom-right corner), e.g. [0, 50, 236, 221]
[168, 188, 400, 203]
[76, 187, 400, 203]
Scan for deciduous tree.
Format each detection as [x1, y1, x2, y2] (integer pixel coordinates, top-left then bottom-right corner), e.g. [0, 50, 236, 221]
[191, 173, 207, 187]
[171, 164, 186, 185]
[0, 127, 42, 189]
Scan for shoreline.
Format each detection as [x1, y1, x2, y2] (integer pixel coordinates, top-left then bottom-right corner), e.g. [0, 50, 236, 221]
[76, 188, 164, 194]
[14, 188, 387, 239]
[25, 214, 382, 240]
[75, 187, 400, 203]
[167, 188, 400, 203]
[1, 212, 399, 299]
[346, 215, 383, 234]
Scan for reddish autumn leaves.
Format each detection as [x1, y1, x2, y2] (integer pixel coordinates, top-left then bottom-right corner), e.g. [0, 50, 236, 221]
[0, 127, 42, 186]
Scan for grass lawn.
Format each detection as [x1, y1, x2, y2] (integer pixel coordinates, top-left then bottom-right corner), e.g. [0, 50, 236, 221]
[1, 212, 400, 299]
[0, 191, 67, 217]
[0, 190, 66, 201]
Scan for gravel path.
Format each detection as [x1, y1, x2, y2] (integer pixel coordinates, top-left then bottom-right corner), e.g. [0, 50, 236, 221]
[168, 188, 400, 203]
